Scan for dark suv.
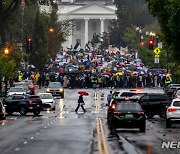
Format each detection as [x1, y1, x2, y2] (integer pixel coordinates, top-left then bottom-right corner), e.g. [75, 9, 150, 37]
[107, 98, 146, 132]
[3, 94, 43, 115]
[138, 93, 171, 118]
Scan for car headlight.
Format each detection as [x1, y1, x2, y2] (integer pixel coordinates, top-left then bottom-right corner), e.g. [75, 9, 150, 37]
[46, 88, 50, 92]
[59, 88, 64, 92]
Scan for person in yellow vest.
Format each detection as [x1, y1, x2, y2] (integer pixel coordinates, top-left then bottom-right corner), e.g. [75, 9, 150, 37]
[97, 76, 103, 88]
[18, 74, 23, 82]
[35, 72, 40, 85]
[165, 76, 172, 86]
[91, 77, 97, 89]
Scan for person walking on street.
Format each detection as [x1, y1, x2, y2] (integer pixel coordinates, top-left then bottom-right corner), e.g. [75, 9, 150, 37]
[107, 91, 113, 105]
[75, 95, 86, 113]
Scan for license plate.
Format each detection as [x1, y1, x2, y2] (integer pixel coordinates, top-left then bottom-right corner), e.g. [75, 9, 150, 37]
[125, 114, 133, 118]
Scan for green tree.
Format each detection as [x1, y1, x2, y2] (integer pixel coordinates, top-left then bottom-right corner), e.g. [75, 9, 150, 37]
[29, 9, 49, 71]
[145, 0, 180, 63]
[110, 0, 155, 47]
[0, 0, 19, 48]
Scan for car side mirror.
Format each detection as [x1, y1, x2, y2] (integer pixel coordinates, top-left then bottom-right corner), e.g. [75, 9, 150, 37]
[106, 103, 108, 106]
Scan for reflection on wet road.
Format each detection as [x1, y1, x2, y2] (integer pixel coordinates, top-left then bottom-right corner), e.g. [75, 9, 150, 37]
[0, 88, 180, 154]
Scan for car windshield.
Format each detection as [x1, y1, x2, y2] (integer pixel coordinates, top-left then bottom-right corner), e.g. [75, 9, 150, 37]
[117, 103, 142, 111]
[39, 94, 53, 99]
[9, 87, 24, 92]
[173, 101, 180, 107]
[17, 85, 29, 90]
[29, 96, 40, 100]
[25, 81, 32, 85]
[176, 90, 180, 95]
[49, 82, 62, 88]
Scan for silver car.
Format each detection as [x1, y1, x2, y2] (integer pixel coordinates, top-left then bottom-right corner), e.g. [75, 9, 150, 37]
[166, 98, 180, 128]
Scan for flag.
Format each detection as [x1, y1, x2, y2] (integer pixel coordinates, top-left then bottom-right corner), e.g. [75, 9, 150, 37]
[74, 42, 81, 52]
[85, 43, 90, 51]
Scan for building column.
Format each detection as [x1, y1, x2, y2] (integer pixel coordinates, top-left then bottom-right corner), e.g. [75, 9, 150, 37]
[100, 18, 105, 36]
[84, 18, 89, 46]
[68, 33, 73, 48]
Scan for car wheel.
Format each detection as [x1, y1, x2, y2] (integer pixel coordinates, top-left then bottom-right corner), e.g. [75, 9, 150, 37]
[19, 106, 27, 115]
[166, 119, 171, 128]
[146, 114, 154, 119]
[61, 94, 64, 98]
[52, 107, 55, 111]
[159, 108, 167, 118]
[33, 111, 41, 115]
[2, 116, 6, 120]
[140, 123, 146, 132]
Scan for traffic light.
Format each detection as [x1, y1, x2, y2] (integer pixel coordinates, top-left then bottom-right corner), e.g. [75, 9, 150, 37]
[26, 38, 32, 52]
[148, 39, 154, 50]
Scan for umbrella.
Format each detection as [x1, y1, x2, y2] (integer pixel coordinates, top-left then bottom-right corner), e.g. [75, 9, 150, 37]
[78, 91, 89, 96]
[116, 72, 123, 76]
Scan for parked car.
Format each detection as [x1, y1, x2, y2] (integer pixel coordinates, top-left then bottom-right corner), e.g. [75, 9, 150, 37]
[46, 82, 64, 98]
[14, 82, 31, 95]
[38, 93, 56, 110]
[2, 94, 43, 115]
[107, 99, 146, 132]
[7, 87, 26, 96]
[0, 101, 6, 120]
[138, 93, 171, 118]
[166, 98, 180, 128]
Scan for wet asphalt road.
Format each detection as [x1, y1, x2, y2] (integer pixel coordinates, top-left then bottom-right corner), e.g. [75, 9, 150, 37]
[0, 88, 180, 154]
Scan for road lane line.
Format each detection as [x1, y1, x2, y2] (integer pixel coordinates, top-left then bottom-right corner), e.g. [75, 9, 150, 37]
[95, 92, 109, 154]
[96, 118, 103, 154]
[99, 118, 109, 154]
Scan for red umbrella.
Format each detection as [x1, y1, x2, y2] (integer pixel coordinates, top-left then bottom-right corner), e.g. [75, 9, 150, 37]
[78, 91, 89, 96]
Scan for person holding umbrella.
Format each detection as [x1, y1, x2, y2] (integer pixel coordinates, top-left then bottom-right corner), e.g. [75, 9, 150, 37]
[75, 94, 86, 113]
[75, 91, 88, 113]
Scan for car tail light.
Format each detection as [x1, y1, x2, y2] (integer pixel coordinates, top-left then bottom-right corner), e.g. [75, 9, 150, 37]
[110, 104, 116, 110]
[114, 112, 122, 116]
[29, 100, 33, 104]
[168, 108, 177, 112]
[137, 111, 144, 115]
[125, 97, 130, 101]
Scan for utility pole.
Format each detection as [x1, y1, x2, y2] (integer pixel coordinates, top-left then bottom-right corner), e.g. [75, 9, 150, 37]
[21, 0, 25, 42]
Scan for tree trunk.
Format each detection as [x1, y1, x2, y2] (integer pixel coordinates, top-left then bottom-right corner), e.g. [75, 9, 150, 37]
[0, 0, 6, 48]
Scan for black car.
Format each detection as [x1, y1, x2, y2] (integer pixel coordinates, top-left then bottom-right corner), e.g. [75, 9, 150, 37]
[138, 93, 171, 118]
[113, 89, 147, 98]
[46, 82, 64, 98]
[2, 94, 43, 115]
[0, 101, 6, 120]
[107, 98, 146, 132]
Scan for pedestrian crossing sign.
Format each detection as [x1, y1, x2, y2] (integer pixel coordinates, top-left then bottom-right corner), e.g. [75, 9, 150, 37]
[154, 47, 161, 55]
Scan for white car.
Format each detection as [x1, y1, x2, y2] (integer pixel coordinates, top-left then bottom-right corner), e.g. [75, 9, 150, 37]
[38, 93, 56, 110]
[166, 98, 180, 128]
[7, 87, 26, 96]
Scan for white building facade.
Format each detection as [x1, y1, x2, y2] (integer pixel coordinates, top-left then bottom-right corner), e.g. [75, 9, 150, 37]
[40, 0, 117, 50]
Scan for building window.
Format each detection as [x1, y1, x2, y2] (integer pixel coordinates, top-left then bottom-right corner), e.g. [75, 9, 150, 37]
[76, 21, 81, 31]
[92, 21, 97, 31]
